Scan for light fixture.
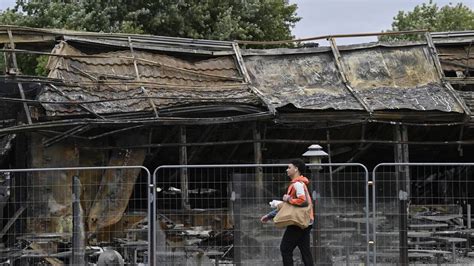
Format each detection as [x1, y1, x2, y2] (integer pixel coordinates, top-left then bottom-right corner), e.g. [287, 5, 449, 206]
[302, 144, 328, 169]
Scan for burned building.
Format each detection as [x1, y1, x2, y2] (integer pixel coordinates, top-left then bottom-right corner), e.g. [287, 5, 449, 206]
[0, 26, 472, 264]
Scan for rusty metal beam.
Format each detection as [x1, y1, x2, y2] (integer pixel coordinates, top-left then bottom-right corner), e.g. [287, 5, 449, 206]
[236, 30, 427, 45]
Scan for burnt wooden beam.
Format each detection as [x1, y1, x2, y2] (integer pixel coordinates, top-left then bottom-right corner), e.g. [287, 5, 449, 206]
[80, 138, 474, 150]
[71, 176, 85, 265]
[253, 123, 263, 202]
[42, 124, 91, 147]
[394, 124, 410, 264]
[6, 29, 32, 124]
[394, 125, 411, 193]
[0, 112, 273, 135]
[440, 60, 474, 70]
[326, 129, 335, 202]
[12, 133, 27, 246]
[458, 125, 464, 157]
[86, 125, 145, 140]
[0, 205, 25, 239]
[329, 37, 372, 114]
[445, 77, 474, 84]
[179, 126, 190, 212]
[232, 173, 242, 266]
[425, 33, 472, 117]
[128, 36, 159, 118]
[232, 43, 276, 115]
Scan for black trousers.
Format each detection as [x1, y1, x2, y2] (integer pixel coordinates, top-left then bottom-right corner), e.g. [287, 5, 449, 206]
[280, 224, 314, 266]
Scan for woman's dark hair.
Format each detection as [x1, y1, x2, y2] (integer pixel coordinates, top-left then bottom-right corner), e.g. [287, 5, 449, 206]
[289, 159, 307, 175]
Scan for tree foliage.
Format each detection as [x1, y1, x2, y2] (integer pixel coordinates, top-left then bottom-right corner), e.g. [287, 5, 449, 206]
[380, 0, 474, 41]
[0, 0, 299, 75]
[0, 0, 300, 41]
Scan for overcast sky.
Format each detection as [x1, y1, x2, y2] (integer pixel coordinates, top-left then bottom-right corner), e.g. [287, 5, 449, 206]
[290, 0, 474, 44]
[0, 0, 473, 44]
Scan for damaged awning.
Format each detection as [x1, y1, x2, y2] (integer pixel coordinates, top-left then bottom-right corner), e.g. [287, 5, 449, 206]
[242, 42, 468, 114]
[37, 42, 264, 118]
[0, 26, 471, 130]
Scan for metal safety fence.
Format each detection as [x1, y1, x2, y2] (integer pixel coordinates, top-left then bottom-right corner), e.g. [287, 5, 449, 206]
[372, 163, 474, 265]
[0, 166, 151, 265]
[152, 163, 369, 266]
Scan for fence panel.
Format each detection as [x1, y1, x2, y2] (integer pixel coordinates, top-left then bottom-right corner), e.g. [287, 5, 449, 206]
[152, 163, 369, 265]
[0, 166, 151, 265]
[373, 163, 474, 265]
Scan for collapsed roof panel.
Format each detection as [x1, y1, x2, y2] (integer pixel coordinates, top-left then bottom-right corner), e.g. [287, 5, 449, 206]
[38, 42, 262, 116]
[243, 43, 466, 113]
[340, 45, 464, 113]
[243, 51, 363, 110]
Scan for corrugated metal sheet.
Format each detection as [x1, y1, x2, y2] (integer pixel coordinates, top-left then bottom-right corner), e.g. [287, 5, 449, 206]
[244, 44, 465, 113]
[39, 42, 261, 116]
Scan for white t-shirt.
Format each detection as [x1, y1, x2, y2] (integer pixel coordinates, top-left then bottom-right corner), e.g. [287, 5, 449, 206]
[293, 182, 305, 198]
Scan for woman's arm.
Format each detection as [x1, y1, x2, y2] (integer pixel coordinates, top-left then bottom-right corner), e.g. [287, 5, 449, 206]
[261, 209, 278, 223]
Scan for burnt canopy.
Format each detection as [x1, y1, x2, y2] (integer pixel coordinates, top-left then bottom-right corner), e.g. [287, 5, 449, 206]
[0, 26, 470, 130]
[243, 43, 465, 114]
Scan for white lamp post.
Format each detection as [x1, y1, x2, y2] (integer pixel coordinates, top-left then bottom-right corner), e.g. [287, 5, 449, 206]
[302, 144, 328, 169]
[302, 144, 328, 264]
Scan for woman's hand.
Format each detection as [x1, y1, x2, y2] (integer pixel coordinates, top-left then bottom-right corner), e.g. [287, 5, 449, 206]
[282, 194, 292, 202]
[260, 215, 270, 223]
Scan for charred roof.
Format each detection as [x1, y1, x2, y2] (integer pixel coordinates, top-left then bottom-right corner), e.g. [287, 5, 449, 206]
[0, 26, 471, 133]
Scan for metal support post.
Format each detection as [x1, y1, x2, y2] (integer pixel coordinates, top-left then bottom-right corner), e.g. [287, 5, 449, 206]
[72, 175, 85, 265]
[399, 190, 409, 266]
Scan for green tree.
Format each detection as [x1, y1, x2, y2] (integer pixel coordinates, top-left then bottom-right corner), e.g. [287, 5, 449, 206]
[1, 0, 300, 41]
[0, 0, 299, 75]
[380, 0, 474, 41]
